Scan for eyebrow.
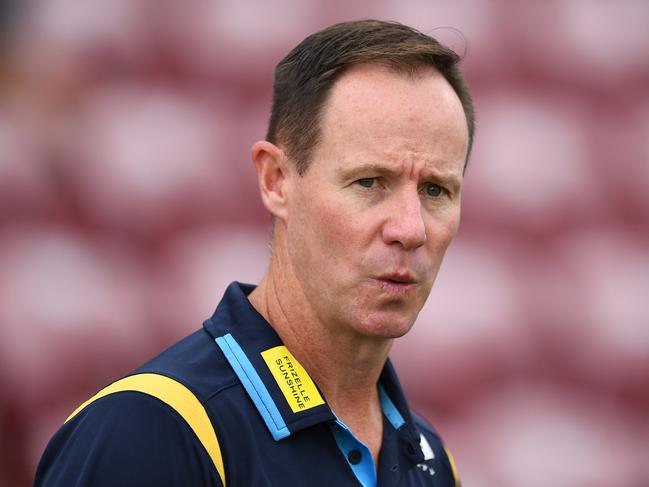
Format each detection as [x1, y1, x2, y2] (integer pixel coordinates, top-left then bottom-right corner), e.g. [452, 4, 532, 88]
[337, 163, 398, 181]
[337, 162, 462, 191]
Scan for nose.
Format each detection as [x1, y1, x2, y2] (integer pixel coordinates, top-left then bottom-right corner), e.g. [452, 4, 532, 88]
[381, 190, 427, 250]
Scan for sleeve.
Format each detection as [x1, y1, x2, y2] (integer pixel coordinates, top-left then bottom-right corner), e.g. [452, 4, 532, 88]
[440, 445, 461, 487]
[33, 392, 224, 487]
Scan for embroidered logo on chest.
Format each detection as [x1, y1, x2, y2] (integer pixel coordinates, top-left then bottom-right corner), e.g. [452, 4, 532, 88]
[417, 433, 436, 476]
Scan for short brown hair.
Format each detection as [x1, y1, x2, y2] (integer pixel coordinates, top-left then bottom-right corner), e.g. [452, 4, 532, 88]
[266, 19, 475, 174]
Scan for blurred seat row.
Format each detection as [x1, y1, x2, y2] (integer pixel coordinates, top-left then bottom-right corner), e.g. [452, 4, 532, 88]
[1, 0, 647, 485]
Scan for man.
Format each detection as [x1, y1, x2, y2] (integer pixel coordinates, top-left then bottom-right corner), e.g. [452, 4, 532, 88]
[35, 19, 474, 486]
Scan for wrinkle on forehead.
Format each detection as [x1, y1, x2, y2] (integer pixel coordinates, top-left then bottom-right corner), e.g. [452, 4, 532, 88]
[334, 149, 463, 193]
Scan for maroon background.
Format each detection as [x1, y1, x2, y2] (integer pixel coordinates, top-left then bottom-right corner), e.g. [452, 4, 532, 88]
[1, 1, 648, 485]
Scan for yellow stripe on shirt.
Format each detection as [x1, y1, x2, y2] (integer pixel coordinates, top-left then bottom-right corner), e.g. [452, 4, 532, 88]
[66, 373, 226, 486]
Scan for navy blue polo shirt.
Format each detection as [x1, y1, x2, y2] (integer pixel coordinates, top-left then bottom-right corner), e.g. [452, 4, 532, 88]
[35, 282, 459, 486]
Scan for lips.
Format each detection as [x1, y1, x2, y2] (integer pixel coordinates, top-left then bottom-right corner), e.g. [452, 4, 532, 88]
[373, 272, 418, 296]
[376, 272, 416, 284]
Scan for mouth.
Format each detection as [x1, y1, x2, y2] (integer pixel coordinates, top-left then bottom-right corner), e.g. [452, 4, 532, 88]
[377, 272, 416, 284]
[373, 273, 418, 295]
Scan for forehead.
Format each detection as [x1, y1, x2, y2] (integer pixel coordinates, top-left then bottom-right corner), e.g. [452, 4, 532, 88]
[312, 63, 468, 174]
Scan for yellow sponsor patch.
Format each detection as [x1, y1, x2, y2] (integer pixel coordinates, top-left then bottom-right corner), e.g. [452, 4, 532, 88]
[261, 346, 325, 413]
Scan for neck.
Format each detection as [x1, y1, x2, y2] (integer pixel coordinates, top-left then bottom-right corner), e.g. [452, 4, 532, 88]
[248, 248, 392, 419]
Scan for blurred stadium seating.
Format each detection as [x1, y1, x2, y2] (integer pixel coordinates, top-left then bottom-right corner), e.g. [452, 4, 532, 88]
[1, 1, 647, 485]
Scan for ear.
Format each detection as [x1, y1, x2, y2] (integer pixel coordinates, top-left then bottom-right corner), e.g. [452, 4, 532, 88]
[251, 140, 291, 221]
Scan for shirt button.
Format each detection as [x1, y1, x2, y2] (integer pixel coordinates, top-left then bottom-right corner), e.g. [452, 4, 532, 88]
[348, 449, 362, 465]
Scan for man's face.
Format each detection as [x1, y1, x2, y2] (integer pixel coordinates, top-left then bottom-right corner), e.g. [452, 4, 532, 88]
[284, 63, 468, 340]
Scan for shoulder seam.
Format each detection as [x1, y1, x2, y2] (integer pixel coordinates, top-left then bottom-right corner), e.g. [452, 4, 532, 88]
[204, 380, 241, 403]
[134, 370, 240, 404]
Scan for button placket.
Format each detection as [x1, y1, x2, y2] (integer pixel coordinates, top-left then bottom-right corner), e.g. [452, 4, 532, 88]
[348, 449, 362, 465]
[330, 419, 377, 487]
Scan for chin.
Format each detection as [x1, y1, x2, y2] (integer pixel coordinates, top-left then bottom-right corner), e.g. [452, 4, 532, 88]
[355, 312, 417, 339]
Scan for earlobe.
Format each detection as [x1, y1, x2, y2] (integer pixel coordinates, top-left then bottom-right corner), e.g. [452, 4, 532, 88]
[251, 141, 290, 221]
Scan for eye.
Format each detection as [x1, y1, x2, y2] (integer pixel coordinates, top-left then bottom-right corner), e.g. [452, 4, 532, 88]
[356, 178, 376, 188]
[425, 183, 444, 197]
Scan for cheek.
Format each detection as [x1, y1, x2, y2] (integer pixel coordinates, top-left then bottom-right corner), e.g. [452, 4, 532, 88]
[438, 221, 459, 251]
[420, 211, 461, 283]
[429, 208, 461, 251]
[308, 199, 362, 252]
[290, 194, 355, 269]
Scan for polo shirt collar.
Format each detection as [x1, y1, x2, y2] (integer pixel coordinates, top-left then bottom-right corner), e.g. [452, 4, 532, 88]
[203, 281, 424, 459]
